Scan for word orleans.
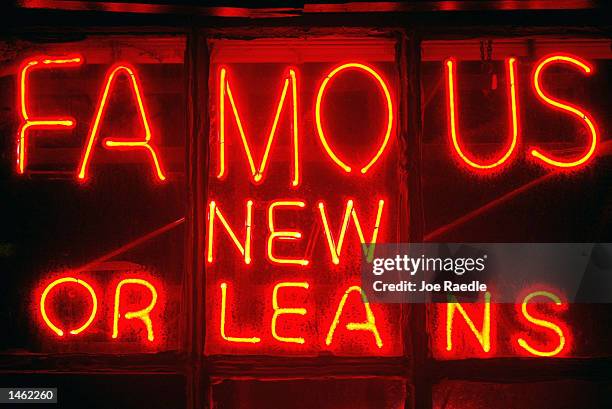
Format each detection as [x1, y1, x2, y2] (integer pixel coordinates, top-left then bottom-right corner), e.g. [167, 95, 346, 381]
[17, 53, 601, 181]
[38, 276, 569, 357]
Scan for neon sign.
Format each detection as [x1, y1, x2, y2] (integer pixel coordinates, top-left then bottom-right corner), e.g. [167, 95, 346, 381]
[17, 53, 601, 178]
[17, 55, 167, 180]
[217, 67, 300, 186]
[529, 54, 599, 169]
[205, 57, 401, 355]
[25, 48, 596, 358]
[432, 289, 571, 358]
[445, 57, 520, 171]
[444, 52, 600, 172]
[36, 273, 164, 345]
[78, 63, 166, 182]
[17, 56, 82, 175]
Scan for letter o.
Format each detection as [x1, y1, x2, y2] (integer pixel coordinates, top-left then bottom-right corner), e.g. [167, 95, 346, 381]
[315, 63, 393, 174]
[40, 277, 98, 336]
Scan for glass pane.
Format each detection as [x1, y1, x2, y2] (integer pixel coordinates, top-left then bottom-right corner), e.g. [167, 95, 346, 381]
[421, 39, 612, 359]
[205, 38, 404, 356]
[0, 35, 187, 352]
[421, 39, 612, 242]
[212, 378, 407, 409]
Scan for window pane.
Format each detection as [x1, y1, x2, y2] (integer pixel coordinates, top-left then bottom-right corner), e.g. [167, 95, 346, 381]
[0, 35, 186, 352]
[421, 39, 612, 242]
[205, 38, 404, 356]
[211, 378, 407, 409]
[421, 39, 612, 359]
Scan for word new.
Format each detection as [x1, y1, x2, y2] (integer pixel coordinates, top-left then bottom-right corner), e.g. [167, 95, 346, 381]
[207, 199, 384, 265]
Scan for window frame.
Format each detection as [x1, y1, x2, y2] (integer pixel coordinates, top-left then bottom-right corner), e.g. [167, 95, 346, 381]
[0, 7, 611, 409]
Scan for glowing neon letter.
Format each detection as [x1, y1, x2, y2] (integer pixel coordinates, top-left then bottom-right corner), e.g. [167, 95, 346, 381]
[446, 292, 491, 353]
[318, 199, 384, 264]
[217, 67, 300, 186]
[530, 54, 599, 168]
[267, 200, 309, 266]
[17, 56, 82, 174]
[219, 282, 260, 343]
[517, 290, 567, 357]
[78, 64, 166, 181]
[315, 63, 393, 174]
[445, 57, 520, 170]
[207, 200, 253, 264]
[325, 285, 383, 348]
[112, 278, 158, 342]
[39, 277, 97, 336]
[271, 282, 309, 344]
